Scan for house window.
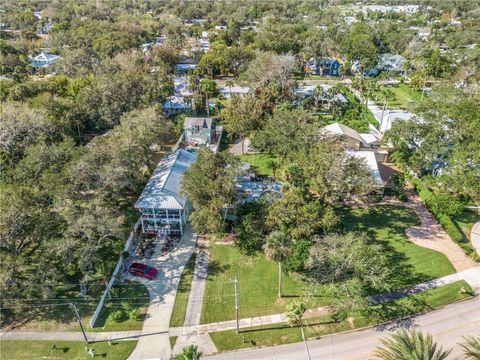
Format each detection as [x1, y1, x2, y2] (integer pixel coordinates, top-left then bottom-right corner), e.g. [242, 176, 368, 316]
[194, 125, 200, 133]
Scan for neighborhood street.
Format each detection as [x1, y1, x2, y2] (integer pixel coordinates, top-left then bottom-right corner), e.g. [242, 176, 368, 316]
[207, 296, 480, 360]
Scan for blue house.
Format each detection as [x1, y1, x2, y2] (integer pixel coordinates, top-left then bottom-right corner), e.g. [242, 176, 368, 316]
[305, 57, 341, 76]
[30, 52, 61, 68]
[318, 58, 341, 76]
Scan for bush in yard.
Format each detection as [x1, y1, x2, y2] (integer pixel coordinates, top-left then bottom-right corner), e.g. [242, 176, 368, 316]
[109, 309, 127, 322]
[129, 308, 140, 320]
[284, 239, 311, 272]
[428, 194, 464, 217]
[234, 200, 270, 254]
[121, 301, 133, 313]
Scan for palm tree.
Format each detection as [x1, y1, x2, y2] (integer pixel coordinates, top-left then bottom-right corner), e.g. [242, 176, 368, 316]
[175, 345, 202, 360]
[199, 79, 217, 116]
[460, 335, 480, 359]
[313, 85, 325, 107]
[286, 303, 311, 360]
[264, 231, 292, 298]
[374, 328, 452, 360]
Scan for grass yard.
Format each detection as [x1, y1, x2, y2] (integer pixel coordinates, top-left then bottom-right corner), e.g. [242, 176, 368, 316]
[0, 281, 149, 333]
[452, 209, 479, 243]
[376, 84, 422, 110]
[170, 253, 197, 327]
[210, 280, 473, 352]
[339, 205, 455, 289]
[201, 206, 456, 324]
[201, 243, 330, 324]
[239, 154, 277, 177]
[170, 336, 178, 349]
[0, 340, 137, 360]
[91, 281, 150, 331]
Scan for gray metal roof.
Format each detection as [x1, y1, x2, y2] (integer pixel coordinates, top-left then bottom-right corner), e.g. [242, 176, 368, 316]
[135, 149, 197, 210]
[184, 117, 213, 129]
[323, 122, 364, 143]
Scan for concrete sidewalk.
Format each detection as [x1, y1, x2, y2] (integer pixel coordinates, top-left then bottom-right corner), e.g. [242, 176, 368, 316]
[2, 267, 478, 343]
[172, 266, 480, 336]
[0, 331, 141, 342]
[173, 236, 217, 356]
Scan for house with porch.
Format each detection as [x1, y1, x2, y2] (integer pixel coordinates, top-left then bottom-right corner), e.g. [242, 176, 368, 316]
[134, 149, 197, 235]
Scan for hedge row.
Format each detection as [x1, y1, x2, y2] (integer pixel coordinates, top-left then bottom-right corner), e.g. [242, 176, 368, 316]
[407, 176, 479, 262]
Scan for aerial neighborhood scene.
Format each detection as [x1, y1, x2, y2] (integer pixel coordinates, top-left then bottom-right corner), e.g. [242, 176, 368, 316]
[1, 0, 480, 359]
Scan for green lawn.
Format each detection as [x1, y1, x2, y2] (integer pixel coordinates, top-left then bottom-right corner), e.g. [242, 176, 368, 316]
[340, 205, 456, 288]
[210, 280, 473, 352]
[0, 340, 137, 360]
[170, 336, 178, 349]
[239, 154, 277, 177]
[170, 253, 197, 327]
[1, 281, 149, 332]
[376, 84, 422, 110]
[201, 206, 455, 324]
[201, 243, 329, 324]
[452, 209, 479, 242]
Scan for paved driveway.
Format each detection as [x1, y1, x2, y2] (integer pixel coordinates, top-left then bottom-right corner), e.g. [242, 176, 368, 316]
[127, 226, 196, 360]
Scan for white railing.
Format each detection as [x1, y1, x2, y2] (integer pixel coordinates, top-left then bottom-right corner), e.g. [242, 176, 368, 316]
[89, 219, 140, 328]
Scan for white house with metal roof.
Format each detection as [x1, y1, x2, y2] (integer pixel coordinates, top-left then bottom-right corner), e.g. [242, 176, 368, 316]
[135, 148, 197, 235]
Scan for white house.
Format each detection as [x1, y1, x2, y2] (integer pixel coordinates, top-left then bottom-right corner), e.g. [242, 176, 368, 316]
[135, 149, 197, 235]
[174, 58, 198, 73]
[164, 96, 190, 112]
[174, 76, 193, 97]
[378, 54, 406, 73]
[219, 85, 250, 99]
[30, 52, 60, 68]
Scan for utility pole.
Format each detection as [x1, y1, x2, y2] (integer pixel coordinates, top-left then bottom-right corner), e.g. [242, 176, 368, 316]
[234, 274, 239, 334]
[300, 322, 311, 360]
[70, 303, 89, 344]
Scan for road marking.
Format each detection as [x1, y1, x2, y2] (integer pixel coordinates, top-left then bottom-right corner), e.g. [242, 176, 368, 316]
[432, 319, 480, 337]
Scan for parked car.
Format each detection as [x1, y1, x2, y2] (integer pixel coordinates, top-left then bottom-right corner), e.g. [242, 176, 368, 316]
[129, 262, 158, 280]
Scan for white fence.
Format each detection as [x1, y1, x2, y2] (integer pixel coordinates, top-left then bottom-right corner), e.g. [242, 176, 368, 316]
[89, 219, 140, 328]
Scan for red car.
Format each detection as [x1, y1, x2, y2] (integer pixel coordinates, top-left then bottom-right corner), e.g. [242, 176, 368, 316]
[129, 263, 158, 280]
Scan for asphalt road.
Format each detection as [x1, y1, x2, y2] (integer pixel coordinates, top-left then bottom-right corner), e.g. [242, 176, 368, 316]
[207, 296, 480, 360]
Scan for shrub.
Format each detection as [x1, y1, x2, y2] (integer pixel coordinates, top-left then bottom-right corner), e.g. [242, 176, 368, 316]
[284, 239, 311, 272]
[129, 308, 140, 321]
[437, 214, 463, 242]
[108, 309, 126, 322]
[234, 200, 269, 254]
[398, 193, 408, 202]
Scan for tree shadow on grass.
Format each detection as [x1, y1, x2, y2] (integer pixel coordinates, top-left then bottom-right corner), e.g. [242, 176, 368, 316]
[206, 260, 231, 278]
[339, 205, 430, 291]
